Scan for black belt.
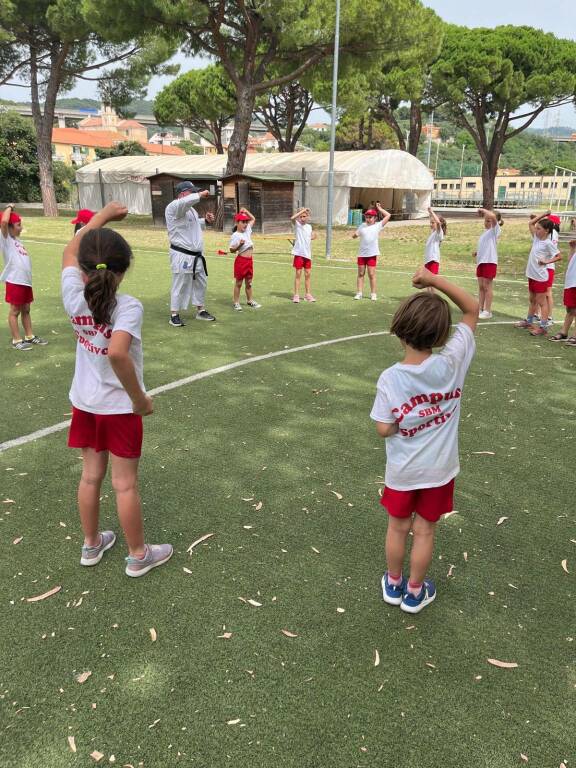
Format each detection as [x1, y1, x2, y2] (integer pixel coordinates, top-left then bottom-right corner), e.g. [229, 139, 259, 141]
[170, 244, 207, 279]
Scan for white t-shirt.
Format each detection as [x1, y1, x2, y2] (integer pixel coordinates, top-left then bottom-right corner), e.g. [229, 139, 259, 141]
[0, 232, 32, 286]
[370, 323, 476, 491]
[229, 224, 254, 256]
[525, 235, 559, 282]
[564, 252, 576, 289]
[424, 228, 444, 264]
[292, 221, 312, 259]
[165, 194, 206, 273]
[62, 267, 145, 415]
[549, 229, 559, 271]
[356, 220, 385, 257]
[476, 223, 500, 265]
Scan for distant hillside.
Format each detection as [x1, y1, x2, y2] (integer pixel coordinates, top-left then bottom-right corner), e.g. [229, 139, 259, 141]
[529, 126, 575, 138]
[0, 97, 156, 115]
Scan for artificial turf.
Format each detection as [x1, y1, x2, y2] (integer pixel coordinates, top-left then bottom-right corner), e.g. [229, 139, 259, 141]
[0, 216, 574, 767]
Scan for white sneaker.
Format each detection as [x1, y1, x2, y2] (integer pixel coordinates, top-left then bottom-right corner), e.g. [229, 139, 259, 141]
[233, 303, 242, 311]
[370, 293, 378, 301]
[247, 300, 261, 309]
[478, 310, 492, 319]
[354, 292, 363, 300]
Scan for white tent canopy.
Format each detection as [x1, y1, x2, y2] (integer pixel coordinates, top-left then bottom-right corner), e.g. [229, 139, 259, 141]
[75, 150, 433, 223]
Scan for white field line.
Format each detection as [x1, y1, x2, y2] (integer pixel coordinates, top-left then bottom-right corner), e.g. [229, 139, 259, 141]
[0, 321, 516, 454]
[23, 238, 531, 285]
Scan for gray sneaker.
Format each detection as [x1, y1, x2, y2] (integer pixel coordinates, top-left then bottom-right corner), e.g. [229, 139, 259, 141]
[80, 530, 117, 566]
[125, 543, 173, 577]
[12, 340, 33, 351]
[26, 335, 48, 345]
[195, 309, 216, 321]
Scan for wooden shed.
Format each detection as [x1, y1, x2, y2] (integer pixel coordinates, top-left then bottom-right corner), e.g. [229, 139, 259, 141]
[149, 172, 220, 226]
[222, 173, 300, 234]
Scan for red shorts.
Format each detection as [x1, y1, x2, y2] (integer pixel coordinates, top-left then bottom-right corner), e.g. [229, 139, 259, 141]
[546, 268, 555, 288]
[476, 263, 497, 279]
[234, 255, 253, 281]
[5, 282, 33, 306]
[564, 287, 576, 309]
[424, 261, 439, 274]
[380, 479, 455, 523]
[293, 255, 312, 271]
[528, 278, 548, 294]
[68, 407, 143, 459]
[358, 256, 377, 267]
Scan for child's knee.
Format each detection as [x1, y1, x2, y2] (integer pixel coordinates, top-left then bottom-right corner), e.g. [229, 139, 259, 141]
[111, 473, 138, 494]
[81, 467, 106, 486]
[412, 515, 436, 536]
[20, 303, 30, 315]
[9, 304, 20, 317]
[358, 267, 366, 277]
[304, 268, 311, 277]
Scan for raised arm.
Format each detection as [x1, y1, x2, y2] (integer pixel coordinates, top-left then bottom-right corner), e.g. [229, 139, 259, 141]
[1, 204, 15, 238]
[376, 203, 391, 226]
[62, 202, 128, 269]
[428, 206, 442, 227]
[239, 207, 256, 227]
[478, 208, 498, 227]
[528, 209, 551, 235]
[412, 266, 479, 332]
[290, 207, 307, 222]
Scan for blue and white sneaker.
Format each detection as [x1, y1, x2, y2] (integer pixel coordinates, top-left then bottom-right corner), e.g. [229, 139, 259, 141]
[400, 579, 436, 614]
[381, 572, 406, 606]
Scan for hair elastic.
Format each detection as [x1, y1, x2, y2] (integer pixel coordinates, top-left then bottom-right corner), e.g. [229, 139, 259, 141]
[95, 263, 107, 270]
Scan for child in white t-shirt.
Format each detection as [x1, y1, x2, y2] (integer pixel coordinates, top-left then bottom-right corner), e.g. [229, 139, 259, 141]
[290, 207, 317, 303]
[351, 203, 391, 300]
[370, 267, 478, 613]
[423, 207, 446, 277]
[549, 239, 576, 345]
[474, 208, 503, 319]
[230, 208, 261, 311]
[1, 205, 48, 351]
[61, 202, 172, 578]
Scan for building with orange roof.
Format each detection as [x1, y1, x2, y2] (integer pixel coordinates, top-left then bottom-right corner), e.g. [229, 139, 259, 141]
[52, 127, 184, 166]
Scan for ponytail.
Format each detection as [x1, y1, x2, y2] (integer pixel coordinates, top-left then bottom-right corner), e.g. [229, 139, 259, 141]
[77, 228, 132, 326]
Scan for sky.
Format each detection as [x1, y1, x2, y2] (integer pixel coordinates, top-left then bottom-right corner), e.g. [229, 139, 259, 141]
[1, 0, 575, 128]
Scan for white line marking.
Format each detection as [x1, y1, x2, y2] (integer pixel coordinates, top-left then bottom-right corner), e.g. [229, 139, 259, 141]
[0, 321, 516, 454]
[22, 238, 532, 286]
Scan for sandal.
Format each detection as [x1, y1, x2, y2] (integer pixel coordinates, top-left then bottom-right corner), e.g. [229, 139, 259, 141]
[549, 333, 567, 342]
[565, 336, 576, 346]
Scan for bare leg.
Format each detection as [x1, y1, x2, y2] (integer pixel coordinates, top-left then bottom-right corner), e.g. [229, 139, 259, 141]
[245, 279, 253, 302]
[304, 269, 312, 295]
[110, 455, 145, 557]
[357, 266, 366, 295]
[483, 278, 494, 313]
[78, 448, 109, 547]
[408, 514, 436, 585]
[294, 268, 302, 296]
[547, 287, 554, 319]
[8, 305, 21, 341]
[536, 292, 549, 322]
[385, 515, 412, 576]
[20, 304, 33, 337]
[233, 279, 242, 304]
[477, 279, 486, 312]
[367, 265, 377, 294]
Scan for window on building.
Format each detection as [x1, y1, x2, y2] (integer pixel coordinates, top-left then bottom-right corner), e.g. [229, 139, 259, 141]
[520, 182, 525, 188]
[563, 182, 569, 188]
[529, 182, 533, 188]
[449, 183, 454, 189]
[535, 182, 540, 188]
[456, 183, 461, 189]
[543, 182, 549, 188]
[509, 182, 517, 189]
[441, 183, 448, 190]
[466, 182, 476, 189]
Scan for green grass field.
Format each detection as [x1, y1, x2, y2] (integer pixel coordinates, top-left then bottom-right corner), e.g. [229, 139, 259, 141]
[1, 216, 574, 767]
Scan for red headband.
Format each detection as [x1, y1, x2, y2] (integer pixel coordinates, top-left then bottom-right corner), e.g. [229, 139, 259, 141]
[234, 213, 250, 222]
[365, 209, 377, 217]
[8, 212, 21, 225]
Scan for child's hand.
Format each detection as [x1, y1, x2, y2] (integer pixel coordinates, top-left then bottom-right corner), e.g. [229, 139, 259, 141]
[199, 190, 210, 199]
[472, 251, 477, 258]
[101, 202, 128, 222]
[133, 394, 153, 416]
[205, 211, 215, 224]
[412, 266, 434, 289]
[239, 239, 245, 246]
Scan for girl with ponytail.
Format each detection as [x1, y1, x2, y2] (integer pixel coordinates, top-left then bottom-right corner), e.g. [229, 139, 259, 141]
[61, 203, 173, 577]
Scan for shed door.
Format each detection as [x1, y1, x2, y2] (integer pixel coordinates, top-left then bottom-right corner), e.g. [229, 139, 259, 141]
[236, 181, 250, 209]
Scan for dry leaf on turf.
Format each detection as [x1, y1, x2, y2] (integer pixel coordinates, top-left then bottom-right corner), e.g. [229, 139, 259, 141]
[463, 552, 468, 562]
[187, 533, 214, 553]
[281, 629, 298, 638]
[149, 628, 157, 642]
[447, 564, 455, 577]
[12, 536, 23, 545]
[218, 632, 232, 639]
[497, 516, 508, 525]
[336, 607, 345, 613]
[487, 658, 518, 669]
[520, 755, 528, 763]
[311, 547, 320, 554]
[561, 559, 569, 573]
[374, 649, 380, 667]
[254, 501, 263, 511]
[67, 736, 77, 753]
[247, 599, 262, 607]
[182, 567, 193, 574]
[76, 671, 92, 684]
[472, 451, 495, 456]
[90, 751, 104, 762]
[227, 719, 241, 725]
[26, 585, 61, 602]
[331, 491, 343, 500]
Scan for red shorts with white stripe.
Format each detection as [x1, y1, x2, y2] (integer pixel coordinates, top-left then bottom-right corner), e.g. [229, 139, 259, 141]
[380, 480, 455, 523]
[68, 407, 143, 459]
[424, 261, 439, 274]
[293, 255, 312, 270]
[234, 255, 254, 281]
[5, 282, 33, 306]
[546, 268, 555, 288]
[358, 256, 377, 267]
[528, 278, 548, 294]
[476, 263, 497, 279]
[563, 287, 576, 308]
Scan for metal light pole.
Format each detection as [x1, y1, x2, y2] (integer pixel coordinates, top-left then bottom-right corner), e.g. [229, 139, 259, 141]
[459, 144, 465, 200]
[325, 0, 341, 260]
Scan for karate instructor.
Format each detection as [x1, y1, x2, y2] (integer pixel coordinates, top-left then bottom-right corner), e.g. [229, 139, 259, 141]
[165, 181, 216, 326]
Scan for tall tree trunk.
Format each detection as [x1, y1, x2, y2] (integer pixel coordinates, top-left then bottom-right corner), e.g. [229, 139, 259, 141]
[225, 85, 255, 175]
[407, 102, 422, 156]
[481, 135, 504, 209]
[376, 102, 406, 151]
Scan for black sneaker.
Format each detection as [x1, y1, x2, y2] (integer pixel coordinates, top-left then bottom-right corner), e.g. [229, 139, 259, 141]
[169, 314, 185, 327]
[195, 310, 216, 322]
